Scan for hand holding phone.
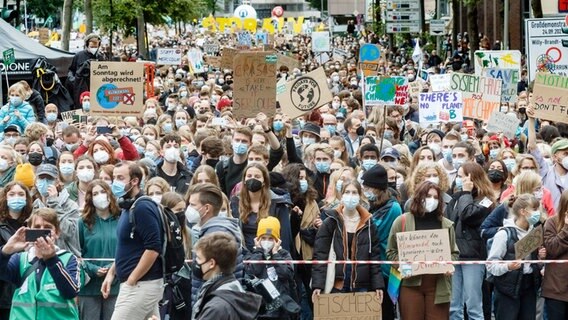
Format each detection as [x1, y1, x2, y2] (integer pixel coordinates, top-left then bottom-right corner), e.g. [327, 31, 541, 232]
[25, 229, 51, 242]
[96, 126, 113, 135]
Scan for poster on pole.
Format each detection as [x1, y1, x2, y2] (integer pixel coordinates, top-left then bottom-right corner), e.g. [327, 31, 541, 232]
[430, 74, 451, 92]
[314, 292, 381, 320]
[486, 112, 520, 139]
[278, 67, 333, 119]
[449, 73, 502, 120]
[90, 61, 145, 116]
[187, 49, 205, 74]
[233, 52, 277, 119]
[396, 229, 454, 277]
[525, 18, 568, 82]
[156, 48, 183, 65]
[532, 72, 568, 123]
[311, 32, 330, 52]
[359, 43, 381, 76]
[474, 50, 522, 103]
[418, 91, 463, 126]
[364, 76, 408, 105]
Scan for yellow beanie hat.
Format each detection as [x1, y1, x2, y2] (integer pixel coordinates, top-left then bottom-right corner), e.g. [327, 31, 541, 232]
[256, 216, 280, 240]
[14, 163, 35, 189]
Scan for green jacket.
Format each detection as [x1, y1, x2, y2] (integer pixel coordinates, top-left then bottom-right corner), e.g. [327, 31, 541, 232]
[386, 213, 460, 304]
[65, 181, 78, 202]
[78, 215, 119, 296]
[10, 251, 79, 320]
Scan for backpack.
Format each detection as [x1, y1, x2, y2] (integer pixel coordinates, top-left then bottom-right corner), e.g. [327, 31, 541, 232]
[485, 226, 517, 283]
[129, 196, 186, 277]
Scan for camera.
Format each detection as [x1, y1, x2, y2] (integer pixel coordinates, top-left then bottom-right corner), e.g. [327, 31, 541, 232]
[244, 277, 300, 315]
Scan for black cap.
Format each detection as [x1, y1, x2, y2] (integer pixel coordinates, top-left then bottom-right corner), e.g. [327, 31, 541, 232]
[299, 123, 321, 139]
[361, 164, 388, 190]
[3, 125, 20, 134]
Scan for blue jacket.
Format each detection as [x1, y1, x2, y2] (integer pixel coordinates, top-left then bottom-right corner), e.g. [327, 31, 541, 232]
[369, 197, 402, 278]
[0, 101, 36, 133]
[480, 203, 509, 241]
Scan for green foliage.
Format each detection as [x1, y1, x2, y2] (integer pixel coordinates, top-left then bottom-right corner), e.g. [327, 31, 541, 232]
[27, 0, 65, 19]
[307, 0, 327, 12]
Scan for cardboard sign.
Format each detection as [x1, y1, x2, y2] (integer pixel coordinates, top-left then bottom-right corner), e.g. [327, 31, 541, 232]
[205, 56, 221, 68]
[515, 225, 544, 260]
[60, 109, 84, 124]
[221, 48, 238, 69]
[233, 52, 277, 118]
[90, 62, 145, 116]
[314, 292, 381, 320]
[187, 49, 205, 74]
[486, 112, 520, 139]
[364, 76, 408, 105]
[311, 32, 330, 52]
[332, 48, 350, 62]
[359, 43, 381, 76]
[450, 73, 502, 120]
[430, 74, 451, 92]
[278, 67, 333, 119]
[418, 91, 464, 125]
[533, 72, 568, 123]
[474, 51, 522, 103]
[408, 79, 424, 99]
[276, 53, 301, 70]
[156, 48, 182, 65]
[396, 229, 454, 277]
[38, 28, 50, 45]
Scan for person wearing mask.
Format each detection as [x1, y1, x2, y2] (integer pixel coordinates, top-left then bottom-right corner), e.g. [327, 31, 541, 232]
[446, 162, 495, 320]
[2, 125, 20, 147]
[58, 151, 76, 186]
[32, 164, 81, 257]
[0, 208, 81, 319]
[187, 183, 245, 305]
[387, 181, 459, 319]
[67, 33, 106, 106]
[0, 83, 36, 133]
[100, 162, 163, 319]
[361, 164, 401, 320]
[486, 159, 509, 201]
[0, 181, 33, 319]
[74, 126, 138, 162]
[216, 127, 252, 196]
[311, 181, 384, 304]
[358, 144, 380, 177]
[0, 146, 19, 187]
[65, 156, 97, 210]
[78, 180, 120, 320]
[191, 232, 262, 320]
[308, 145, 333, 202]
[438, 131, 460, 183]
[486, 194, 543, 319]
[156, 134, 192, 195]
[405, 162, 451, 211]
[245, 217, 298, 319]
[543, 190, 568, 319]
[450, 141, 477, 192]
[342, 116, 364, 157]
[144, 177, 170, 204]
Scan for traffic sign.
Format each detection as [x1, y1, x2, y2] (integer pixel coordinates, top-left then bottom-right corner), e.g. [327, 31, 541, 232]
[386, 10, 420, 22]
[386, 0, 420, 10]
[387, 22, 420, 33]
[430, 19, 446, 35]
[386, 0, 422, 34]
[3, 48, 15, 65]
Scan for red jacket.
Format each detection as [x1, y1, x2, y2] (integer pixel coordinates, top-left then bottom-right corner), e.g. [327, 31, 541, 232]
[73, 136, 139, 161]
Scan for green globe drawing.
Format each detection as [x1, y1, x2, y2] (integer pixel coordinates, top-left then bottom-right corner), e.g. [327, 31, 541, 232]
[97, 83, 119, 109]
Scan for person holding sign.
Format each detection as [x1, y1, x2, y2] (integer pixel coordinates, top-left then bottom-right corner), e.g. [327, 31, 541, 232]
[311, 181, 384, 303]
[386, 181, 459, 320]
[486, 194, 543, 320]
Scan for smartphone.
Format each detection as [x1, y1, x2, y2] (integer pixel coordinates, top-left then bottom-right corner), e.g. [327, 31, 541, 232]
[73, 115, 88, 123]
[212, 117, 225, 126]
[25, 229, 51, 242]
[96, 126, 113, 135]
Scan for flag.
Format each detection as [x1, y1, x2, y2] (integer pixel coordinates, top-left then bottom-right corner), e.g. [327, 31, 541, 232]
[387, 266, 402, 305]
[412, 38, 422, 65]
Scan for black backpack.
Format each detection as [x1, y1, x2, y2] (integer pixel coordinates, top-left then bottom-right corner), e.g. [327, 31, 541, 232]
[129, 196, 186, 276]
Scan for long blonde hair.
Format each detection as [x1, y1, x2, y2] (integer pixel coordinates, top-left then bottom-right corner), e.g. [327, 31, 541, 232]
[460, 162, 496, 204]
[238, 163, 271, 223]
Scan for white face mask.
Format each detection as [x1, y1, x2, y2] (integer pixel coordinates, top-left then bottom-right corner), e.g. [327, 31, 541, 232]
[93, 150, 110, 164]
[424, 198, 439, 212]
[77, 169, 95, 182]
[151, 195, 162, 204]
[164, 147, 179, 163]
[426, 177, 440, 185]
[260, 240, 275, 253]
[428, 143, 442, 155]
[92, 193, 110, 210]
[302, 137, 316, 145]
[88, 47, 98, 55]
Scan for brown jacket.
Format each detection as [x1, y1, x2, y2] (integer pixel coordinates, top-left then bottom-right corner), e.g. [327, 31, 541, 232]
[542, 217, 568, 302]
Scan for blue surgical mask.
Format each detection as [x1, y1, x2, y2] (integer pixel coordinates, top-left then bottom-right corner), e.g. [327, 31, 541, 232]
[145, 151, 158, 161]
[503, 158, 516, 172]
[273, 121, 284, 132]
[527, 210, 541, 226]
[325, 125, 336, 135]
[455, 177, 463, 190]
[162, 123, 173, 133]
[364, 191, 377, 201]
[299, 179, 308, 193]
[59, 163, 75, 176]
[175, 119, 187, 128]
[336, 179, 343, 193]
[315, 161, 330, 173]
[7, 197, 26, 211]
[46, 112, 57, 122]
[384, 130, 394, 140]
[10, 96, 22, 106]
[489, 149, 499, 159]
[442, 149, 453, 164]
[82, 101, 91, 112]
[452, 159, 465, 171]
[135, 144, 145, 155]
[66, 143, 78, 151]
[341, 194, 360, 210]
[36, 178, 52, 196]
[111, 180, 129, 198]
[233, 142, 248, 155]
[362, 159, 377, 171]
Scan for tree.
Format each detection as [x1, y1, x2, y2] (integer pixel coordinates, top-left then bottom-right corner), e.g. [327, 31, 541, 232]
[61, 0, 73, 51]
[307, 0, 327, 13]
[84, 0, 93, 34]
[465, 0, 479, 65]
[531, 0, 543, 18]
[26, 0, 64, 20]
[451, 0, 459, 52]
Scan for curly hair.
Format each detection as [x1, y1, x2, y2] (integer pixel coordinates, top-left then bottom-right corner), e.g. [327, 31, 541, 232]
[409, 181, 444, 219]
[281, 163, 318, 206]
[0, 181, 33, 224]
[408, 162, 450, 196]
[81, 180, 120, 230]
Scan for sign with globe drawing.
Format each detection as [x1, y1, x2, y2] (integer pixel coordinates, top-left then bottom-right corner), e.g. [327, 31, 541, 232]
[90, 62, 145, 116]
[278, 67, 333, 119]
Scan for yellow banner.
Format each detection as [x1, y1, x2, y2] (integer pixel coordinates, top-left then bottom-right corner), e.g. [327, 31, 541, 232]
[202, 16, 305, 34]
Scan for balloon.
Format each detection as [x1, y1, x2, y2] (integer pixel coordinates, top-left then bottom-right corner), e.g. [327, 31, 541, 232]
[234, 5, 257, 20]
[272, 6, 284, 18]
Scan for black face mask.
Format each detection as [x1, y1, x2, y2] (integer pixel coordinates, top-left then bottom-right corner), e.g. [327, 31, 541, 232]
[191, 260, 211, 280]
[518, 107, 526, 114]
[245, 178, 263, 193]
[388, 181, 397, 190]
[487, 170, 504, 183]
[28, 152, 43, 166]
[356, 126, 365, 136]
[46, 138, 54, 147]
[205, 159, 219, 168]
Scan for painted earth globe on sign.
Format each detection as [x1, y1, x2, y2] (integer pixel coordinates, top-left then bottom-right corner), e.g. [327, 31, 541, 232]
[97, 83, 119, 109]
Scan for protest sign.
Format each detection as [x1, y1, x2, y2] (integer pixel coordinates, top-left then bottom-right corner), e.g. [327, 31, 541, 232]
[474, 50, 522, 103]
[237, 32, 252, 49]
[418, 91, 463, 125]
[533, 72, 568, 123]
[332, 48, 349, 62]
[359, 43, 381, 76]
[314, 292, 381, 320]
[450, 73, 502, 120]
[311, 32, 330, 52]
[221, 48, 238, 69]
[205, 56, 221, 68]
[278, 67, 333, 119]
[364, 76, 408, 105]
[90, 62, 145, 116]
[396, 229, 454, 277]
[430, 74, 451, 92]
[202, 15, 305, 35]
[156, 48, 182, 65]
[60, 109, 84, 124]
[515, 225, 543, 260]
[277, 53, 301, 70]
[486, 112, 520, 139]
[233, 52, 277, 119]
[187, 49, 205, 74]
[408, 79, 423, 99]
[256, 32, 268, 45]
[203, 41, 220, 54]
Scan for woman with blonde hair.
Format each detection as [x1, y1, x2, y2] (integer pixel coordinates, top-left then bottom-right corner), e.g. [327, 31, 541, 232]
[144, 177, 170, 204]
[143, 98, 162, 123]
[404, 162, 451, 211]
[190, 165, 220, 187]
[0, 83, 36, 133]
[0, 145, 21, 187]
[323, 166, 356, 210]
[142, 124, 160, 141]
[156, 114, 174, 136]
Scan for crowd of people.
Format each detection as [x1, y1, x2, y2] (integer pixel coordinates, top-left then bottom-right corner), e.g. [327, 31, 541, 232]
[0, 23, 564, 320]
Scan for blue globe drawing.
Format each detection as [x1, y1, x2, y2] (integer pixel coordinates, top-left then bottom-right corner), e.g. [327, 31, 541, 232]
[360, 44, 380, 62]
[97, 83, 119, 109]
